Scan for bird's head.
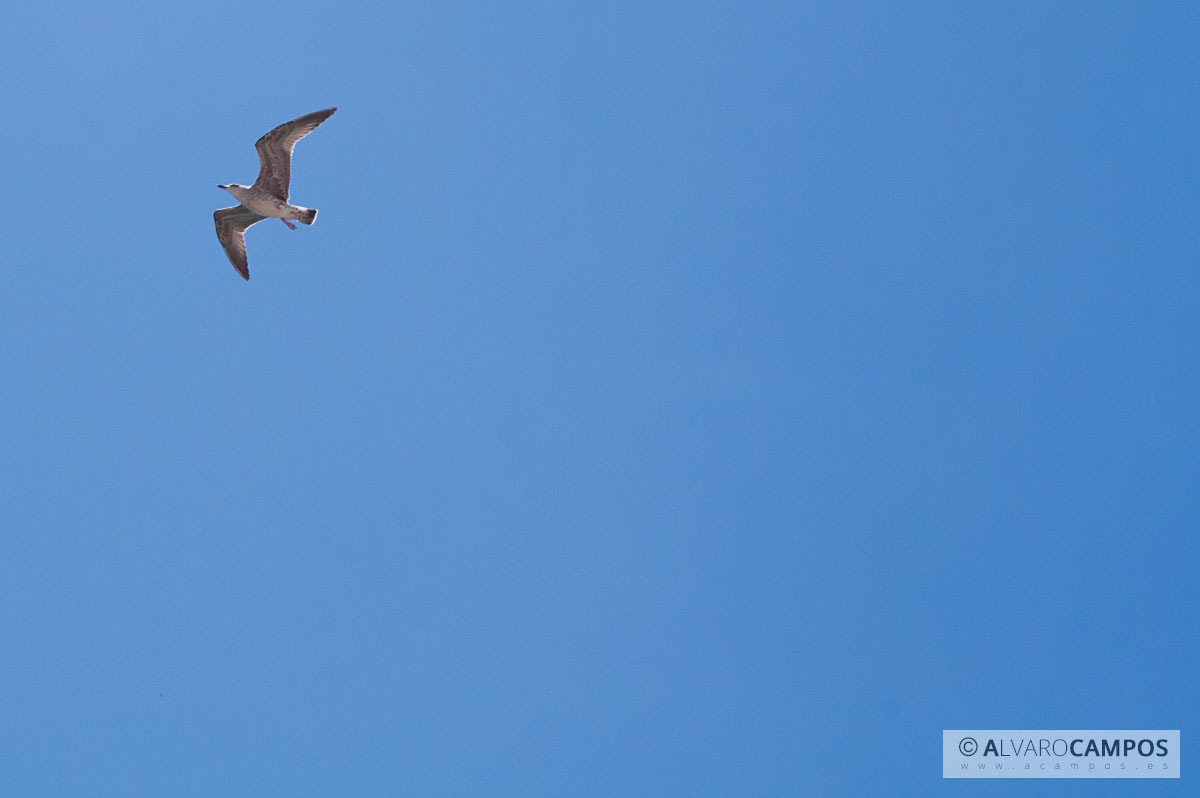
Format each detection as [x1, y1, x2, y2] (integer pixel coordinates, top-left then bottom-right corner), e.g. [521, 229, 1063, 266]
[218, 184, 251, 202]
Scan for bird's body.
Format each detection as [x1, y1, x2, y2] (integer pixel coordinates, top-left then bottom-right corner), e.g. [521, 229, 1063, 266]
[214, 107, 336, 280]
[221, 184, 315, 224]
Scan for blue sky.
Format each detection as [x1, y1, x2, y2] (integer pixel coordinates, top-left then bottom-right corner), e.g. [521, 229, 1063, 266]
[0, 2, 1196, 794]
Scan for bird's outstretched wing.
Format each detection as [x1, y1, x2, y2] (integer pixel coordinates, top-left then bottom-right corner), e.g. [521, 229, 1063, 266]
[214, 205, 268, 280]
[252, 107, 337, 200]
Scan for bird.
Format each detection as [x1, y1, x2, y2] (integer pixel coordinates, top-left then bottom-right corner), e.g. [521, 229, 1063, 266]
[214, 107, 337, 280]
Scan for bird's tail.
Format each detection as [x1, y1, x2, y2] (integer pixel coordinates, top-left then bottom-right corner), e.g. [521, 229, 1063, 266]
[298, 208, 317, 225]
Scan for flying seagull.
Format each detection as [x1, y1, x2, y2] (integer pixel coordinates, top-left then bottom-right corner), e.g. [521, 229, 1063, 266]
[214, 107, 337, 280]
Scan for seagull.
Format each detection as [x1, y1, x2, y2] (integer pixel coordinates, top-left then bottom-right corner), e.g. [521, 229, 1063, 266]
[214, 107, 337, 280]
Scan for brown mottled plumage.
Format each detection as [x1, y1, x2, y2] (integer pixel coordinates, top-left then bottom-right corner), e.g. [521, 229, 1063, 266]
[214, 107, 336, 280]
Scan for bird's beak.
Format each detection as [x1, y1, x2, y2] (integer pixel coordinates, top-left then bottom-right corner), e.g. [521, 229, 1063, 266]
[217, 184, 228, 190]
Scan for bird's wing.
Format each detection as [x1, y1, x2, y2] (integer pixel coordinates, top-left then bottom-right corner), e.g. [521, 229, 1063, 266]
[251, 107, 337, 200]
[214, 205, 267, 280]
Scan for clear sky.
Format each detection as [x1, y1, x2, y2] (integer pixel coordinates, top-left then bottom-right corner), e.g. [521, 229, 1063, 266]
[0, 2, 1196, 795]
